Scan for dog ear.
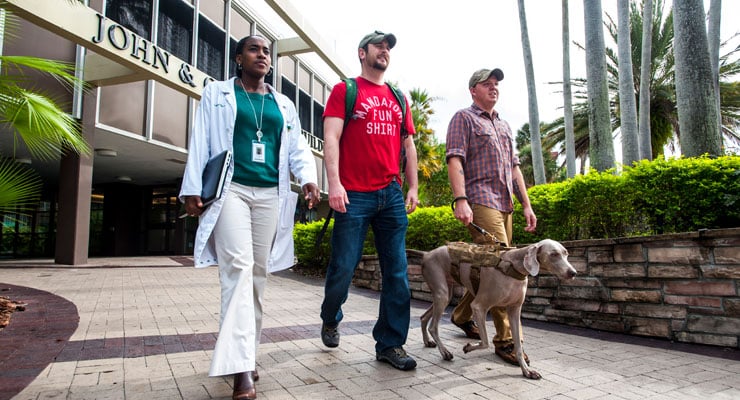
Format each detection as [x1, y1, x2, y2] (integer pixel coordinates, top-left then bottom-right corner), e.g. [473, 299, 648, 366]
[523, 243, 541, 276]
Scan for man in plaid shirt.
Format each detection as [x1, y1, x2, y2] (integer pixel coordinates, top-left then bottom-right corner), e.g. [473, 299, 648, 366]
[445, 68, 537, 366]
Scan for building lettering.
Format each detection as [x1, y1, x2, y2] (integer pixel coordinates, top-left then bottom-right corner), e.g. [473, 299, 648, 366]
[91, 13, 209, 87]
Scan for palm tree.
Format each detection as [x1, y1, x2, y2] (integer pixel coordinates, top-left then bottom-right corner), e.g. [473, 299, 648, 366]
[708, 0, 722, 131]
[617, 0, 640, 166]
[638, 0, 654, 160]
[583, 0, 615, 171]
[541, 1, 739, 172]
[409, 88, 442, 181]
[418, 143, 453, 207]
[673, 0, 721, 156]
[516, 123, 560, 186]
[0, 13, 90, 212]
[604, 1, 680, 156]
[517, 0, 546, 184]
[562, 0, 577, 178]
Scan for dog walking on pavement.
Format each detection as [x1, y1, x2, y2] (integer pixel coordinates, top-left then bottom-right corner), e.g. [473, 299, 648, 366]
[419, 239, 577, 379]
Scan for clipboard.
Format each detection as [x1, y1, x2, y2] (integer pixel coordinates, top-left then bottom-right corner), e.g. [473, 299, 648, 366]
[200, 150, 232, 206]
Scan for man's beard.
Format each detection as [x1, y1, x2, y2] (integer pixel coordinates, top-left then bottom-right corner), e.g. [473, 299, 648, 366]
[371, 60, 388, 71]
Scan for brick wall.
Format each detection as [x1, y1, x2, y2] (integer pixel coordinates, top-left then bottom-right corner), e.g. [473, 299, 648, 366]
[352, 228, 740, 348]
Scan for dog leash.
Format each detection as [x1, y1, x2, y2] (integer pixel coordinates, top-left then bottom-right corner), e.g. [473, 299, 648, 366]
[314, 208, 334, 259]
[451, 198, 507, 246]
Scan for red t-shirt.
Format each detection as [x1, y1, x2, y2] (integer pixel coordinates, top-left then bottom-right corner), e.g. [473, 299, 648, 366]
[323, 77, 416, 192]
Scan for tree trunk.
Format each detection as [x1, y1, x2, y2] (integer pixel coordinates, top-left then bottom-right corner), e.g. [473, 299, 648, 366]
[562, 0, 577, 178]
[638, 0, 653, 160]
[617, 0, 639, 167]
[583, 0, 615, 171]
[707, 0, 722, 133]
[517, 0, 546, 185]
[673, 0, 721, 157]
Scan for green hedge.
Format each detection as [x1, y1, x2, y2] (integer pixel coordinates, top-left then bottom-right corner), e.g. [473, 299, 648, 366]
[514, 155, 740, 243]
[293, 206, 471, 270]
[295, 156, 739, 267]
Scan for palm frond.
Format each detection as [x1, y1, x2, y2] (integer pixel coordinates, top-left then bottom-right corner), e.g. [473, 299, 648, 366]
[0, 55, 82, 92]
[0, 159, 42, 212]
[0, 88, 89, 160]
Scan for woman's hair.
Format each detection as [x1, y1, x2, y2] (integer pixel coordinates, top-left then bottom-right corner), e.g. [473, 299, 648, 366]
[234, 35, 271, 60]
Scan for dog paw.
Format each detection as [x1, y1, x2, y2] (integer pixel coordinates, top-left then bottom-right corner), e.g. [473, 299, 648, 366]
[441, 350, 453, 361]
[522, 369, 542, 380]
[462, 343, 473, 353]
[424, 340, 437, 348]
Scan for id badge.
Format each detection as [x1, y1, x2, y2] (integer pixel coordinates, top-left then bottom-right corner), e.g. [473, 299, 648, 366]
[252, 141, 266, 163]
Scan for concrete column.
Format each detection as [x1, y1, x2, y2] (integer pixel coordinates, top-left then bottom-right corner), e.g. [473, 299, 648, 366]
[54, 90, 96, 265]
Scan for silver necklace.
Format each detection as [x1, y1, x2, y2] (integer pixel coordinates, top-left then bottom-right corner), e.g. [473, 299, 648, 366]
[238, 78, 265, 142]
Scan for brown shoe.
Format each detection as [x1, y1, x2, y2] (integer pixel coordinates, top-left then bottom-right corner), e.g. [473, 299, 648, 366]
[233, 371, 256, 400]
[452, 319, 481, 340]
[495, 343, 530, 366]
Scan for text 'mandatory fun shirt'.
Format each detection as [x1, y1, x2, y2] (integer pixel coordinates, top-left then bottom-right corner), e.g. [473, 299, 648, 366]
[323, 77, 416, 192]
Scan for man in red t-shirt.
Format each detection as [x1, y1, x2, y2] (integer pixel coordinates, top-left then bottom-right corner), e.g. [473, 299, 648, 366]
[319, 30, 419, 372]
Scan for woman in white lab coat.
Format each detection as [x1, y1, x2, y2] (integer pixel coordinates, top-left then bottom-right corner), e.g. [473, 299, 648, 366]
[179, 35, 319, 400]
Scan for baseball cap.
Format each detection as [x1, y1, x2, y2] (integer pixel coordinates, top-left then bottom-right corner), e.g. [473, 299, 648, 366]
[468, 68, 504, 88]
[359, 30, 397, 49]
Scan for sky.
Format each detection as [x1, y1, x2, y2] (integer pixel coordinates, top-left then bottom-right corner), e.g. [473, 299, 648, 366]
[250, 0, 739, 143]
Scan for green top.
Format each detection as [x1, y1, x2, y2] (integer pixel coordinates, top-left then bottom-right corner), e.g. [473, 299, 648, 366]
[232, 82, 283, 187]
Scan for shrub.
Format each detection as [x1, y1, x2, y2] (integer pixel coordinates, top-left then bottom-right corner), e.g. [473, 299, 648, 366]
[293, 219, 332, 269]
[293, 215, 377, 271]
[623, 156, 740, 233]
[295, 156, 739, 266]
[514, 155, 739, 242]
[406, 206, 471, 250]
[293, 206, 471, 270]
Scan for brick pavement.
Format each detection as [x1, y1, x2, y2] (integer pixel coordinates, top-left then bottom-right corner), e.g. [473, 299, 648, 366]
[0, 258, 739, 399]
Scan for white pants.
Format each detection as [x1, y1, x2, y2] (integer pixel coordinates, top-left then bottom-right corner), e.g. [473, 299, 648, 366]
[209, 183, 279, 377]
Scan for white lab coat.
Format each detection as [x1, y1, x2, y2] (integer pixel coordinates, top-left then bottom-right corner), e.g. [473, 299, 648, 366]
[179, 77, 317, 272]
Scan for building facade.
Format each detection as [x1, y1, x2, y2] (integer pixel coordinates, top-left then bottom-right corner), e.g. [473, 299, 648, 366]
[0, 0, 343, 262]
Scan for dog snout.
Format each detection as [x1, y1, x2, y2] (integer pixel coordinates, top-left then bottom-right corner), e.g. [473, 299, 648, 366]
[566, 268, 577, 279]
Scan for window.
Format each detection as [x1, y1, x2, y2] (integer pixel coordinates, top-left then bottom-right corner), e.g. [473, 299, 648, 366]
[228, 37, 238, 78]
[265, 63, 274, 87]
[298, 66, 311, 93]
[313, 101, 324, 139]
[281, 77, 296, 105]
[106, 0, 153, 39]
[229, 9, 252, 40]
[280, 57, 296, 81]
[197, 15, 225, 79]
[313, 77, 325, 102]
[0, 200, 56, 258]
[157, 0, 193, 62]
[298, 89, 311, 134]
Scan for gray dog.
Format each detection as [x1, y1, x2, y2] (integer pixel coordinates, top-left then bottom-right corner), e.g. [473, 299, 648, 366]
[419, 239, 577, 379]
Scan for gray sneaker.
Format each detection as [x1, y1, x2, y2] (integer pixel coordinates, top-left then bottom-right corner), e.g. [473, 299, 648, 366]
[376, 346, 417, 371]
[321, 323, 339, 348]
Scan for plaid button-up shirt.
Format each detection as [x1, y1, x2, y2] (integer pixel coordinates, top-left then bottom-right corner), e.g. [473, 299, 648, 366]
[445, 104, 520, 213]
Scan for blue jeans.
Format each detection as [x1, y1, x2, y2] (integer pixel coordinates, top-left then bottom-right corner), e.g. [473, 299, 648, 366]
[320, 181, 411, 353]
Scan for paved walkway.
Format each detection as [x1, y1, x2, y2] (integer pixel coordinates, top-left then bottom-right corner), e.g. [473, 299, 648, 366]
[0, 257, 739, 399]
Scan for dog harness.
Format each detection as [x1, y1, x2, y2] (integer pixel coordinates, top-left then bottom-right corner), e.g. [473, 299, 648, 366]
[449, 254, 527, 297]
